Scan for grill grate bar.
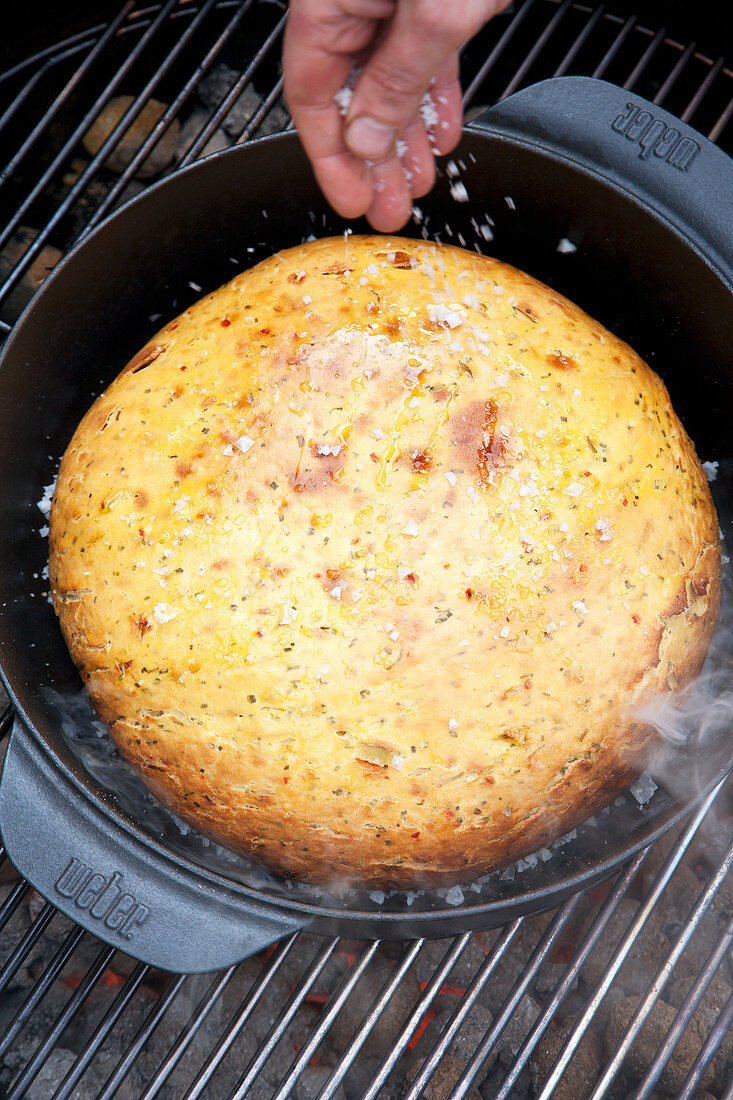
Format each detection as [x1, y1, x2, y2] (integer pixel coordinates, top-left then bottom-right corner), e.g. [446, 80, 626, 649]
[0, 923, 85, 1062]
[681, 53, 726, 121]
[0, 4, 134, 190]
[183, 932, 300, 1100]
[492, 850, 649, 1100]
[139, 962, 240, 1100]
[653, 40, 697, 103]
[0, 24, 107, 86]
[0, 900, 56, 994]
[591, 828, 733, 1098]
[413, 897, 584, 1100]
[708, 88, 733, 140]
[236, 75, 286, 144]
[551, 3, 607, 77]
[534, 778, 726, 1100]
[677, 984, 733, 1099]
[50, 961, 151, 1100]
[96, 971, 188, 1100]
[500, 0, 576, 100]
[632, 911, 733, 1100]
[178, 11, 287, 166]
[315, 937, 426, 1100]
[0, 878, 29, 935]
[461, 0, 540, 106]
[0, 0, 184, 308]
[5, 942, 117, 1100]
[623, 25, 667, 89]
[592, 14, 637, 77]
[0, 704, 13, 737]
[269, 939, 385, 1100]
[81, 0, 255, 236]
[227, 936, 343, 1100]
[365, 926, 514, 1100]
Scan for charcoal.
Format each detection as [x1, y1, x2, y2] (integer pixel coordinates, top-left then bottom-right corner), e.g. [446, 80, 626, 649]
[0, 226, 63, 326]
[605, 991, 733, 1095]
[293, 1063, 347, 1100]
[81, 96, 181, 179]
[198, 64, 263, 137]
[530, 1021, 603, 1100]
[175, 107, 231, 163]
[403, 1053, 482, 1100]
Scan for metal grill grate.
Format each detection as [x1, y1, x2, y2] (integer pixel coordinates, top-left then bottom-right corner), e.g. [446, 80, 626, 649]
[0, 2, 732, 1097]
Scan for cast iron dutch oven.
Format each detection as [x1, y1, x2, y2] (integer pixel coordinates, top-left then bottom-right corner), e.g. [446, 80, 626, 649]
[0, 78, 732, 973]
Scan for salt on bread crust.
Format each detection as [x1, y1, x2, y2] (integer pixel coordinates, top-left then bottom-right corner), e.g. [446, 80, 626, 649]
[50, 236, 720, 886]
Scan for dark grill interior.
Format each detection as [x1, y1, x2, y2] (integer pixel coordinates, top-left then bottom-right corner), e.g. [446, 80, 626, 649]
[1, 2, 732, 1097]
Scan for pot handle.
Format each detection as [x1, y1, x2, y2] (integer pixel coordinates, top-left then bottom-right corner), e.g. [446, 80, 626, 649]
[0, 718, 311, 973]
[468, 76, 733, 281]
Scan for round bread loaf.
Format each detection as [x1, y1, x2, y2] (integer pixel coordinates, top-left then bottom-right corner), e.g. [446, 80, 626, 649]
[49, 235, 720, 887]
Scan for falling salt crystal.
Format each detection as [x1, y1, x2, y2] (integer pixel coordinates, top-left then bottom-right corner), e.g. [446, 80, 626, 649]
[39, 525, 49, 538]
[449, 180, 469, 203]
[396, 139, 407, 159]
[445, 885, 464, 906]
[446, 160, 460, 178]
[504, 195, 516, 210]
[556, 237, 577, 253]
[630, 772, 658, 805]
[188, 281, 202, 292]
[702, 460, 719, 482]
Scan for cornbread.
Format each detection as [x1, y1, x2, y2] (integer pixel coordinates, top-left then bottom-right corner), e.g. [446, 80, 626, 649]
[49, 235, 720, 886]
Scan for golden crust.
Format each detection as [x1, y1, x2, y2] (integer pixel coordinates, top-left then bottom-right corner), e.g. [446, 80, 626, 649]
[49, 235, 720, 887]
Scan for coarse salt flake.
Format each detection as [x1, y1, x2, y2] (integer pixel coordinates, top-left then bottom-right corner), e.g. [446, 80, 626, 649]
[702, 460, 719, 482]
[153, 603, 179, 623]
[449, 180, 469, 203]
[556, 237, 577, 253]
[333, 84, 353, 115]
[279, 604, 297, 625]
[445, 885, 464, 906]
[595, 517, 613, 541]
[427, 303, 463, 328]
[401, 520, 419, 537]
[391, 754, 406, 770]
[444, 471, 457, 487]
[448, 718, 459, 731]
[302, 294, 312, 305]
[565, 482, 584, 497]
[234, 436, 255, 454]
[571, 600, 588, 616]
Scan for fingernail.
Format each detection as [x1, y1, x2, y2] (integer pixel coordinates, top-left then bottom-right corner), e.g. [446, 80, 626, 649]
[345, 116, 395, 160]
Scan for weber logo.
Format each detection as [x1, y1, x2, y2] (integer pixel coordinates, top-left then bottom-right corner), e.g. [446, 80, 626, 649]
[54, 858, 150, 939]
[611, 102, 700, 170]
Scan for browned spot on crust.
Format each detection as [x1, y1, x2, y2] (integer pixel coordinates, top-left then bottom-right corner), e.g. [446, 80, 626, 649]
[175, 460, 194, 479]
[547, 353, 577, 370]
[122, 344, 165, 376]
[133, 490, 149, 508]
[381, 316, 402, 338]
[211, 559, 230, 571]
[411, 449, 432, 473]
[663, 585, 689, 619]
[514, 301, 540, 323]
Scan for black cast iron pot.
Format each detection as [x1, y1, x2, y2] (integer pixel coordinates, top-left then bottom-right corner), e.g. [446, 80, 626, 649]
[0, 77, 731, 973]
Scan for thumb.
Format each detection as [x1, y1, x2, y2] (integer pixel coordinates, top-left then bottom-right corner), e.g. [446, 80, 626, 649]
[343, 2, 493, 160]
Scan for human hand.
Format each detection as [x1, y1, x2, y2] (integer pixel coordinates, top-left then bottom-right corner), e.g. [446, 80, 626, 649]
[282, 0, 512, 233]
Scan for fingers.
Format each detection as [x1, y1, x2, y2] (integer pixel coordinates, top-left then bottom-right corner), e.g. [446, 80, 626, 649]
[283, 0, 511, 230]
[343, 2, 492, 161]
